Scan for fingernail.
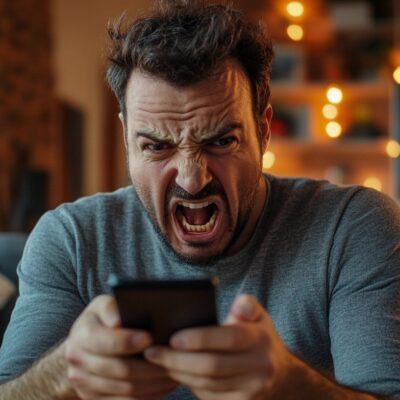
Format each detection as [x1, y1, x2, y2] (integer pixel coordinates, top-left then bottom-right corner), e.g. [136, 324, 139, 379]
[233, 295, 254, 318]
[105, 313, 120, 328]
[170, 334, 186, 348]
[132, 332, 149, 347]
[144, 347, 160, 360]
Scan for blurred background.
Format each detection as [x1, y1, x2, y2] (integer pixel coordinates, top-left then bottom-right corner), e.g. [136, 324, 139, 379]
[0, 0, 399, 233]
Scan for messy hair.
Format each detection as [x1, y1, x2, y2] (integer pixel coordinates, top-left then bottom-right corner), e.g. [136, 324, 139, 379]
[106, 0, 274, 135]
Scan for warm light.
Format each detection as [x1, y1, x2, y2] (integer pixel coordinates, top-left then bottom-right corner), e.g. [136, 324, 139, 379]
[363, 177, 382, 192]
[393, 66, 400, 84]
[286, 1, 304, 17]
[287, 24, 304, 41]
[326, 86, 343, 104]
[322, 104, 338, 119]
[386, 140, 400, 158]
[325, 121, 342, 138]
[263, 151, 276, 169]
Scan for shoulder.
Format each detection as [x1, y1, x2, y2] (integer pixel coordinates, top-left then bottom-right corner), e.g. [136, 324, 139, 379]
[28, 186, 143, 247]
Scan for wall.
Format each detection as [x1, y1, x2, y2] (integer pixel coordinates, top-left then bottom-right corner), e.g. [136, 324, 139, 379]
[52, 0, 150, 195]
[0, 0, 53, 229]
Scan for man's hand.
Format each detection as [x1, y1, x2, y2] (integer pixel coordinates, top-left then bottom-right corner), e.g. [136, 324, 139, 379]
[65, 295, 178, 400]
[144, 294, 292, 399]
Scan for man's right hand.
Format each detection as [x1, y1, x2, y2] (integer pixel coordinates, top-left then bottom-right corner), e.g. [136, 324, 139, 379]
[64, 295, 178, 399]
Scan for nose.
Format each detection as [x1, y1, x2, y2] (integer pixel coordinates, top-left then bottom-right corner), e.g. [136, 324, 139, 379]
[175, 157, 213, 195]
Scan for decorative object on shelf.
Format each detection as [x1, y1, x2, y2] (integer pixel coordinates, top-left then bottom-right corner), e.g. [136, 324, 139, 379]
[270, 105, 310, 139]
[328, 0, 372, 29]
[343, 104, 381, 140]
[271, 44, 305, 82]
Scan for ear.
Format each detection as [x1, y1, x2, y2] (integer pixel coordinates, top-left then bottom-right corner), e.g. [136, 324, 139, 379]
[260, 104, 273, 154]
[118, 112, 128, 150]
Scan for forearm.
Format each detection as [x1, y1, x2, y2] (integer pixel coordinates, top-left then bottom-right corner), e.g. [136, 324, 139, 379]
[0, 341, 78, 400]
[277, 355, 382, 400]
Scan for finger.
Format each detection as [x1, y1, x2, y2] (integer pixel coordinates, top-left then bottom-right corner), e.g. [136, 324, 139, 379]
[144, 346, 266, 377]
[92, 294, 122, 328]
[170, 324, 260, 352]
[68, 313, 152, 356]
[225, 294, 266, 324]
[191, 388, 255, 400]
[67, 349, 170, 381]
[68, 365, 178, 397]
[168, 369, 270, 393]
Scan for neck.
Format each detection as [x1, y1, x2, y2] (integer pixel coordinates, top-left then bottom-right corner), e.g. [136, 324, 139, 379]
[227, 175, 267, 256]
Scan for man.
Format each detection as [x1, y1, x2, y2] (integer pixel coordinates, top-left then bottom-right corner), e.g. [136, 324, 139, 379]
[0, 1, 399, 399]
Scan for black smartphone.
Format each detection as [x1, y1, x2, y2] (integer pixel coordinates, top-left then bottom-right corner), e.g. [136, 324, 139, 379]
[108, 275, 218, 345]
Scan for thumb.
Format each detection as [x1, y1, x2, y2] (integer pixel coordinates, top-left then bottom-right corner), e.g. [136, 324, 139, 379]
[90, 294, 121, 328]
[225, 294, 265, 324]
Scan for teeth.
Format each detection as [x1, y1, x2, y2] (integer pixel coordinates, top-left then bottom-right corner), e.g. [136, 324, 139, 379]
[177, 209, 218, 233]
[179, 201, 210, 209]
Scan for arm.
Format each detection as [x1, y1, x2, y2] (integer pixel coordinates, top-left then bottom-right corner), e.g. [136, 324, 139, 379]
[145, 294, 383, 400]
[0, 295, 178, 400]
[0, 342, 77, 400]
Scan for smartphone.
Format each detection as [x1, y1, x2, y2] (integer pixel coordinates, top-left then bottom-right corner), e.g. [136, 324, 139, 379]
[108, 275, 218, 345]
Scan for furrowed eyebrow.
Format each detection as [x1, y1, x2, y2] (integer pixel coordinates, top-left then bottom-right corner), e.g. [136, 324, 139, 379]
[135, 131, 175, 145]
[200, 121, 243, 143]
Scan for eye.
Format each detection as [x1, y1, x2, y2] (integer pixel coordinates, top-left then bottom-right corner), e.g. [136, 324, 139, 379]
[143, 142, 171, 153]
[210, 136, 237, 147]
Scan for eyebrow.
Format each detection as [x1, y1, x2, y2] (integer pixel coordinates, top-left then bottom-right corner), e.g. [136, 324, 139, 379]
[135, 130, 175, 144]
[134, 121, 243, 144]
[200, 121, 243, 143]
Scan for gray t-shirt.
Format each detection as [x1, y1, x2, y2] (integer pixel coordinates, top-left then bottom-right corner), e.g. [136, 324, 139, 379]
[1, 175, 399, 398]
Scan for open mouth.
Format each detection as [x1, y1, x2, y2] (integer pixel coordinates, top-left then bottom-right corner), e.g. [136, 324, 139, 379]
[176, 201, 218, 234]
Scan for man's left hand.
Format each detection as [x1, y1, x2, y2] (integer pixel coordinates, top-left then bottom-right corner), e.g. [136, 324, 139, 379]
[144, 294, 293, 399]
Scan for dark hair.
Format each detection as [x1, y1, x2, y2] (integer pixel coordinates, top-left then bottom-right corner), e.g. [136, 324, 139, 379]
[106, 0, 274, 134]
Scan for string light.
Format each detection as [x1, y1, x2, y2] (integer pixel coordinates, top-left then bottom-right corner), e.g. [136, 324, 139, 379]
[286, 1, 304, 18]
[325, 121, 342, 138]
[326, 86, 343, 104]
[393, 66, 400, 84]
[363, 177, 382, 191]
[322, 104, 338, 119]
[263, 151, 276, 169]
[287, 24, 304, 41]
[386, 140, 400, 158]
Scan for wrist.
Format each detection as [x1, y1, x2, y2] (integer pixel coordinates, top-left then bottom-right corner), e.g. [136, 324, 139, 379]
[36, 341, 78, 399]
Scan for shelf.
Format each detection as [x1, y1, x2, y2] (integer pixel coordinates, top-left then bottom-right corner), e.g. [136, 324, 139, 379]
[268, 138, 390, 158]
[271, 81, 392, 101]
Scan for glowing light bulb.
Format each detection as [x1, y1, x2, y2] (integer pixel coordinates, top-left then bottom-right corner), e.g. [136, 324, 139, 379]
[286, 1, 304, 17]
[263, 151, 276, 169]
[326, 86, 343, 104]
[363, 177, 382, 191]
[393, 66, 400, 84]
[322, 104, 338, 120]
[386, 140, 400, 158]
[325, 121, 342, 138]
[287, 24, 304, 41]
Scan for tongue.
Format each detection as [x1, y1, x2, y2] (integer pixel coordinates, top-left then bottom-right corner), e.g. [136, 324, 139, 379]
[181, 207, 212, 225]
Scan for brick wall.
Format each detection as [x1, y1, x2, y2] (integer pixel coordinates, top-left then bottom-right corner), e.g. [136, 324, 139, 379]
[0, 0, 54, 230]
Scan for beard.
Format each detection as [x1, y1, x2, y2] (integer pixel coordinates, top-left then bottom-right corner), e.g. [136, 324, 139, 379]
[131, 170, 262, 265]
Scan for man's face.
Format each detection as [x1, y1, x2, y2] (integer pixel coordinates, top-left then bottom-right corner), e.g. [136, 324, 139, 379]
[124, 60, 271, 263]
